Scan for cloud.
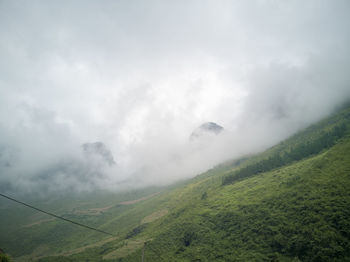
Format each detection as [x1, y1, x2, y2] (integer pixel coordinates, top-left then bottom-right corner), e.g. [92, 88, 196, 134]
[0, 0, 350, 194]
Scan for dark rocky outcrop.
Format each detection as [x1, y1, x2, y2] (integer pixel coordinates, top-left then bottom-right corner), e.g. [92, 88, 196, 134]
[190, 122, 224, 140]
[82, 142, 116, 166]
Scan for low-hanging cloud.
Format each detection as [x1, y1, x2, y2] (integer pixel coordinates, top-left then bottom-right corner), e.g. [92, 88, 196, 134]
[0, 0, 350, 194]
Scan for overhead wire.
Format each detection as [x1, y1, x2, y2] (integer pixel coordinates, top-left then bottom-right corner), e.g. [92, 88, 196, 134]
[0, 193, 172, 260]
[0, 193, 117, 237]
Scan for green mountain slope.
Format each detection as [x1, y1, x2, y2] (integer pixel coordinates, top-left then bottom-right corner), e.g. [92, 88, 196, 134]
[139, 135, 350, 261]
[1, 105, 350, 262]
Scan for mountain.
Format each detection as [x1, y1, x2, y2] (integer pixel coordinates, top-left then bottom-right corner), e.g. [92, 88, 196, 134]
[82, 142, 116, 166]
[190, 122, 224, 140]
[1, 106, 350, 261]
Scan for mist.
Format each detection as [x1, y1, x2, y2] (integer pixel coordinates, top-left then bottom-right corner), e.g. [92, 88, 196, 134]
[1, 0, 350, 194]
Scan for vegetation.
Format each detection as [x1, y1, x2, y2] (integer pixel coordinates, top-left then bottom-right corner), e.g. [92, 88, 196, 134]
[1, 105, 350, 261]
[222, 122, 348, 185]
[0, 253, 13, 262]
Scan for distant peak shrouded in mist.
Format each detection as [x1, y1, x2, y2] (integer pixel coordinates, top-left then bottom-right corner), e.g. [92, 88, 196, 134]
[82, 142, 116, 166]
[190, 122, 224, 140]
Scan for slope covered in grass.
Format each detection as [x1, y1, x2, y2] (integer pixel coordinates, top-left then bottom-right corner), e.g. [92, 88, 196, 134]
[132, 135, 350, 261]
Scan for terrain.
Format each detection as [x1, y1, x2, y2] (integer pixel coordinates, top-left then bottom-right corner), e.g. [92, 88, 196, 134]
[1, 104, 350, 261]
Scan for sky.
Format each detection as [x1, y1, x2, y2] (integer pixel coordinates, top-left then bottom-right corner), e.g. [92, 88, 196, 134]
[1, 0, 350, 194]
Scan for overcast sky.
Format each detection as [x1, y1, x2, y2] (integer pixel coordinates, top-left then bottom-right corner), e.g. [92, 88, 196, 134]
[1, 0, 350, 194]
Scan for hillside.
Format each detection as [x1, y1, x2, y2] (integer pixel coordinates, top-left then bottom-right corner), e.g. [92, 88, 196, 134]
[1, 105, 350, 261]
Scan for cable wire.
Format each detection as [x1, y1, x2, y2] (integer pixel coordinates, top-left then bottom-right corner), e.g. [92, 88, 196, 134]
[0, 193, 117, 237]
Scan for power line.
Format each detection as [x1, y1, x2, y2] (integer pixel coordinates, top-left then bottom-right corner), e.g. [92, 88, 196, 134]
[0, 193, 117, 237]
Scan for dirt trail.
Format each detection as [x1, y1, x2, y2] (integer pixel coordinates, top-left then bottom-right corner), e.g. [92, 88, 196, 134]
[22, 218, 55, 228]
[119, 192, 160, 205]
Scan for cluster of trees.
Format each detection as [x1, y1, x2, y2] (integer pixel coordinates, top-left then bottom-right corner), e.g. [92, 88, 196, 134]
[211, 188, 350, 262]
[0, 253, 13, 262]
[223, 123, 347, 185]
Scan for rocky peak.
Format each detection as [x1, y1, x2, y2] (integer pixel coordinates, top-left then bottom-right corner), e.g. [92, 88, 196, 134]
[190, 122, 224, 140]
[82, 142, 116, 166]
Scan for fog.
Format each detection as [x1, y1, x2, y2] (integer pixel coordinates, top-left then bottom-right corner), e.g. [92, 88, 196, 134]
[1, 0, 350, 194]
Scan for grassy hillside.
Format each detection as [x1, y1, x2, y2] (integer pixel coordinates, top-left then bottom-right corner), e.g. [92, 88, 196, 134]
[1, 105, 350, 261]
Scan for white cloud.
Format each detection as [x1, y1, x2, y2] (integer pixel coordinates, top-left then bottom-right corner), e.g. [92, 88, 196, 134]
[0, 0, 350, 193]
